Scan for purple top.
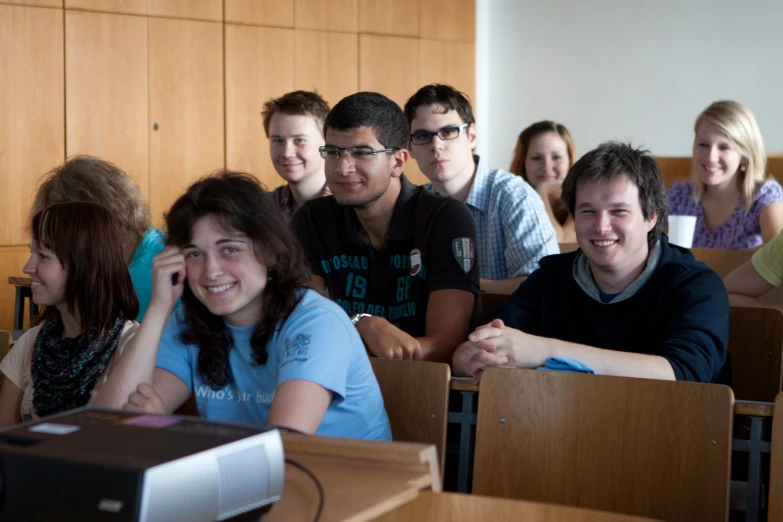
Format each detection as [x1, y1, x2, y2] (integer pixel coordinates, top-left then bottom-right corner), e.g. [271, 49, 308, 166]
[666, 180, 783, 249]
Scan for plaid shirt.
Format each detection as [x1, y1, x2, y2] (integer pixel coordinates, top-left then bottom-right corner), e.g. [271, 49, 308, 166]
[425, 156, 558, 279]
[273, 183, 332, 222]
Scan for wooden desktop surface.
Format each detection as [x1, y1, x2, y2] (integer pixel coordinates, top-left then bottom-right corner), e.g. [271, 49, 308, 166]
[372, 492, 662, 521]
[448, 378, 774, 416]
[265, 434, 440, 522]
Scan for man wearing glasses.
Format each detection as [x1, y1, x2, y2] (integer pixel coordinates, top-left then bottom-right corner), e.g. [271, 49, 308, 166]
[405, 84, 559, 295]
[291, 92, 480, 362]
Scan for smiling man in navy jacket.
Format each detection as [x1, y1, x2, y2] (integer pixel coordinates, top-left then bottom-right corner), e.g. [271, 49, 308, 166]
[453, 141, 729, 383]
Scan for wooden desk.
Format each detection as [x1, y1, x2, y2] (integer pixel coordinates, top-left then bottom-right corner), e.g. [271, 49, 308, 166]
[8, 277, 35, 330]
[372, 492, 661, 521]
[450, 378, 479, 392]
[266, 434, 440, 522]
[450, 378, 777, 416]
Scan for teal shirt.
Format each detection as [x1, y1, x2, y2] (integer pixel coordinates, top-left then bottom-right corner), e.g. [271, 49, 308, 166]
[128, 228, 169, 321]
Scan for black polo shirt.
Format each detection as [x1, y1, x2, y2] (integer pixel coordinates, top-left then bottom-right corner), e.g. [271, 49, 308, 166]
[291, 174, 480, 337]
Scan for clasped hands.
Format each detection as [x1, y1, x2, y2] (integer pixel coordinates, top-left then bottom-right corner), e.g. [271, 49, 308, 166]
[454, 319, 549, 379]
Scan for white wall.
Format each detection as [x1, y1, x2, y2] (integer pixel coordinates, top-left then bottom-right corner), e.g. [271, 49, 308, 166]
[476, 0, 783, 170]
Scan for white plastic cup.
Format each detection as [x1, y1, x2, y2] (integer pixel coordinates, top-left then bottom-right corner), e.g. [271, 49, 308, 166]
[668, 215, 697, 248]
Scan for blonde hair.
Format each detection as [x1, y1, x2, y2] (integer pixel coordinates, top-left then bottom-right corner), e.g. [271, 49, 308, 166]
[30, 156, 151, 247]
[692, 101, 766, 211]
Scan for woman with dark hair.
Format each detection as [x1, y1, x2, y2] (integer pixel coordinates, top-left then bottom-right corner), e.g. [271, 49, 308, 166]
[0, 203, 140, 425]
[510, 121, 578, 243]
[97, 171, 391, 440]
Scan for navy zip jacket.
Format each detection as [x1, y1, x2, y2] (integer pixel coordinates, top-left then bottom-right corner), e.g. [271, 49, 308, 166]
[496, 235, 729, 383]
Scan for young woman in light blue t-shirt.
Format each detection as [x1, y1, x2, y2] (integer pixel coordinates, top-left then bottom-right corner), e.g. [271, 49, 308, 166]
[95, 172, 391, 440]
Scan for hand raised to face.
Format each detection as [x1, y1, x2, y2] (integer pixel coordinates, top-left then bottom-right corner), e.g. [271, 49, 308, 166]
[150, 246, 186, 314]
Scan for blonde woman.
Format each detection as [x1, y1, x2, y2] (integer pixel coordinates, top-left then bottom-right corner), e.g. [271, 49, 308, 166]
[666, 101, 783, 249]
[510, 121, 577, 243]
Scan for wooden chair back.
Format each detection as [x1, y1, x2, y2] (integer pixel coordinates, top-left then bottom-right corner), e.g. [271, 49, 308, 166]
[654, 156, 692, 187]
[691, 248, 754, 278]
[655, 155, 783, 188]
[473, 368, 734, 522]
[769, 391, 783, 522]
[768, 154, 783, 183]
[727, 307, 783, 402]
[369, 358, 450, 481]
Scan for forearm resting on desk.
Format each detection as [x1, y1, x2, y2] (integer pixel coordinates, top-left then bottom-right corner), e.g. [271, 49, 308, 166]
[547, 339, 676, 381]
[456, 327, 677, 381]
[91, 303, 170, 409]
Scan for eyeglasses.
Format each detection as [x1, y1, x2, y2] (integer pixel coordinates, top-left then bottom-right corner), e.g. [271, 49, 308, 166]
[319, 146, 397, 161]
[410, 124, 470, 145]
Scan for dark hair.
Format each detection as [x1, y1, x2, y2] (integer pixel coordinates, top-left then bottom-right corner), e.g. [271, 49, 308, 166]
[165, 171, 311, 389]
[509, 121, 577, 181]
[261, 90, 331, 138]
[561, 142, 668, 249]
[324, 92, 409, 150]
[31, 202, 139, 333]
[403, 84, 475, 126]
[31, 156, 151, 248]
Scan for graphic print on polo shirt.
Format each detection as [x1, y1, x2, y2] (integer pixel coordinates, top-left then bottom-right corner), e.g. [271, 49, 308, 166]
[317, 246, 428, 332]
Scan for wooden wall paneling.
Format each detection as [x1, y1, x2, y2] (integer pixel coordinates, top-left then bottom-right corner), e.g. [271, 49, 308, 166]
[358, 35, 419, 116]
[225, 25, 294, 190]
[148, 17, 224, 227]
[64, 0, 146, 15]
[294, 0, 357, 33]
[147, 0, 222, 22]
[0, 5, 64, 246]
[418, 39, 475, 106]
[401, 151, 427, 186]
[358, 34, 426, 185]
[2, 0, 61, 7]
[419, 0, 474, 43]
[65, 11, 149, 200]
[225, 0, 293, 27]
[358, 0, 418, 37]
[294, 30, 357, 108]
[0, 247, 34, 331]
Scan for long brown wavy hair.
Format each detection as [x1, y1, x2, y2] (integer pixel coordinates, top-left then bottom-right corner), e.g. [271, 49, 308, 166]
[165, 171, 311, 389]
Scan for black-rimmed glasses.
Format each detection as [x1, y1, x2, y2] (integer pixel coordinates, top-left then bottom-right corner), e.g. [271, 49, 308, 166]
[319, 146, 397, 161]
[410, 123, 470, 145]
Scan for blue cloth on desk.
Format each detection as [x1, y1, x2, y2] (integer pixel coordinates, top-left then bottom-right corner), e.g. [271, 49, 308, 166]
[537, 356, 596, 374]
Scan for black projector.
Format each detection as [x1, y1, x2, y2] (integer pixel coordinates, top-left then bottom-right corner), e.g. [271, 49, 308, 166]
[0, 408, 285, 521]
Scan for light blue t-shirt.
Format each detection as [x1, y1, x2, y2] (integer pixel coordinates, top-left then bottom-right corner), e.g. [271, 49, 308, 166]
[128, 228, 167, 321]
[156, 289, 392, 441]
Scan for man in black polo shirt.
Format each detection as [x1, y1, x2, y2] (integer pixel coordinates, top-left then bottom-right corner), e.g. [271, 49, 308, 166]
[291, 92, 479, 363]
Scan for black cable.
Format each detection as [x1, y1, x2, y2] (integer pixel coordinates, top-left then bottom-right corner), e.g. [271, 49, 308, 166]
[268, 426, 322, 521]
[284, 457, 324, 522]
